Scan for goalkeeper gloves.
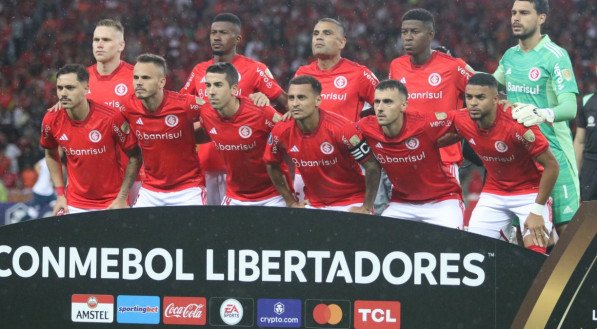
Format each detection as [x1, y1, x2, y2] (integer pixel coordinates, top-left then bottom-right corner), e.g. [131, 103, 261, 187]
[511, 103, 555, 127]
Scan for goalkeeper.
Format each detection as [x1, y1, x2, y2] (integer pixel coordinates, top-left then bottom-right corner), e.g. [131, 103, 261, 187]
[493, 0, 579, 235]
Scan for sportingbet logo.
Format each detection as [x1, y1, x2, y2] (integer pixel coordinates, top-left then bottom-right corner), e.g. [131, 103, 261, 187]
[354, 300, 401, 329]
[116, 295, 160, 324]
[163, 296, 206, 325]
[71, 294, 114, 323]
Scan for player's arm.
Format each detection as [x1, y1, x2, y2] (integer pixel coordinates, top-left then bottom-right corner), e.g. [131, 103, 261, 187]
[573, 127, 586, 171]
[512, 93, 577, 126]
[45, 148, 68, 215]
[108, 145, 142, 210]
[266, 162, 304, 208]
[348, 138, 380, 214]
[524, 149, 559, 248]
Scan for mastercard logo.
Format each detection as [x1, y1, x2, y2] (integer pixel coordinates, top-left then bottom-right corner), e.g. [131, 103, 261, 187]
[312, 303, 343, 325]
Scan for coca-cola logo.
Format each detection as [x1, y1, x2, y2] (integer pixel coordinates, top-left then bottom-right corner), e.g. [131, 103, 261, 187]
[162, 297, 206, 325]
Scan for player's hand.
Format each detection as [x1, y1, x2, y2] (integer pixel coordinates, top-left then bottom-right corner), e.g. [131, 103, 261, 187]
[348, 205, 374, 215]
[523, 213, 549, 248]
[249, 92, 271, 107]
[497, 99, 513, 112]
[288, 200, 307, 208]
[280, 111, 292, 122]
[52, 196, 68, 216]
[48, 101, 63, 112]
[107, 197, 128, 210]
[511, 103, 554, 127]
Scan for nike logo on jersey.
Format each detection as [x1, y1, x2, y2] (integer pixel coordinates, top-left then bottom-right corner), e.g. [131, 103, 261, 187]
[136, 118, 144, 125]
[468, 138, 476, 145]
[59, 134, 69, 141]
[290, 146, 299, 153]
[209, 127, 218, 134]
[375, 142, 383, 149]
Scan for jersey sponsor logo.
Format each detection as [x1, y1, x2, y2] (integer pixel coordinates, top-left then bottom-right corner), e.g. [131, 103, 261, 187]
[64, 145, 107, 156]
[292, 157, 338, 168]
[257, 67, 274, 88]
[428, 73, 442, 86]
[72, 294, 114, 323]
[349, 135, 361, 146]
[506, 82, 540, 95]
[528, 67, 541, 82]
[435, 112, 447, 120]
[523, 129, 536, 142]
[458, 65, 473, 80]
[354, 300, 401, 329]
[320, 142, 335, 155]
[165, 115, 179, 127]
[321, 92, 347, 101]
[209, 127, 218, 134]
[114, 83, 128, 96]
[333, 76, 348, 89]
[215, 140, 257, 151]
[363, 70, 378, 86]
[219, 298, 244, 325]
[119, 122, 130, 134]
[375, 151, 426, 164]
[136, 118, 144, 125]
[239, 125, 253, 139]
[104, 100, 121, 108]
[163, 296, 206, 325]
[59, 133, 69, 141]
[135, 129, 183, 141]
[429, 119, 452, 128]
[479, 154, 515, 163]
[408, 91, 443, 100]
[553, 63, 569, 91]
[290, 145, 299, 153]
[88, 130, 102, 143]
[405, 137, 419, 150]
[494, 141, 508, 153]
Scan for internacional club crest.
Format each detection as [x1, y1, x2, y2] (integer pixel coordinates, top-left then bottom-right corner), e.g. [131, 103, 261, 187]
[114, 83, 128, 96]
[405, 137, 420, 150]
[528, 67, 541, 82]
[495, 141, 509, 153]
[333, 76, 348, 89]
[238, 125, 253, 139]
[428, 73, 442, 86]
[88, 130, 102, 143]
[165, 114, 179, 127]
[320, 142, 334, 155]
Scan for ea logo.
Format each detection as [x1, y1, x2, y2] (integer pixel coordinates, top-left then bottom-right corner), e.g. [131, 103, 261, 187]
[238, 125, 253, 139]
[495, 141, 508, 153]
[220, 299, 243, 325]
[114, 83, 128, 96]
[334, 76, 348, 89]
[87, 296, 98, 309]
[320, 142, 334, 155]
[88, 130, 102, 143]
[313, 303, 343, 325]
[405, 137, 419, 150]
[528, 67, 541, 81]
[165, 115, 179, 127]
[428, 73, 441, 86]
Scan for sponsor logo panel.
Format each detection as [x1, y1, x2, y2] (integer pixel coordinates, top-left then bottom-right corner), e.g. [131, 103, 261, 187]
[116, 295, 160, 324]
[257, 298, 301, 328]
[354, 300, 401, 329]
[305, 299, 350, 328]
[71, 294, 114, 323]
[163, 296, 207, 325]
[209, 297, 254, 327]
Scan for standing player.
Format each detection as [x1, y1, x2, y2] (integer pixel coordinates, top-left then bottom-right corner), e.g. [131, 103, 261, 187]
[201, 62, 286, 206]
[181, 13, 287, 205]
[452, 73, 558, 252]
[121, 54, 206, 207]
[389, 8, 475, 181]
[494, 0, 579, 234]
[573, 93, 597, 201]
[357, 80, 463, 229]
[41, 64, 141, 215]
[264, 75, 380, 213]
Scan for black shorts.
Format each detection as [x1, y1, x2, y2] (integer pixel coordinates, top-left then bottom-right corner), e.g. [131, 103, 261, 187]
[580, 158, 597, 201]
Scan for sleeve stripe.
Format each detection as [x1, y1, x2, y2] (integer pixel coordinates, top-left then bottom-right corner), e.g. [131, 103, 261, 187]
[545, 43, 564, 58]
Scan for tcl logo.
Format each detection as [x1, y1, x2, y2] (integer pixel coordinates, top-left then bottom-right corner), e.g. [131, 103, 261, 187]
[354, 300, 401, 329]
[163, 297, 206, 325]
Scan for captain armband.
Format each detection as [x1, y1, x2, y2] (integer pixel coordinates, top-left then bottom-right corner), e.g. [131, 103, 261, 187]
[350, 140, 372, 162]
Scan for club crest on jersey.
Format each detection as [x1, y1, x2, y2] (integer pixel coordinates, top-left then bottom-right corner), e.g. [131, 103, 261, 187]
[165, 115, 179, 127]
[405, 137, 420, 150]
[495, 141, 508, 153]
[435, 112, 447, 120]
[89, 130, 102, 143]
[334, 76, 348, 89]
[528, 68, 541, 82]
[114, 83, 128, 96]
[523, 129, 536, 142]
[428, 73, 441, 86]
[238, 125, 253, 139]
[320, 141, 334, 155]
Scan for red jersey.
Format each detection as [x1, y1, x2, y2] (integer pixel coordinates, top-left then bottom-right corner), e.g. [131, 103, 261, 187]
[389, 51, 474, 164]
[295, 58, 378, 122]
[87, 61, 133, 109]
[181, 54, 284, 172]
[200, 98, 281, 201]
[264, 110, 370, 206]
[452, 106, 549, 195]
[120, 90, 204, 192]
[40, 100, 137, 209]
[357, 112, 461, 203]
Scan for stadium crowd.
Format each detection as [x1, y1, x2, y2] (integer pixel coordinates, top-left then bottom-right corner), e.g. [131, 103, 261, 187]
[0, 0, 594, 205]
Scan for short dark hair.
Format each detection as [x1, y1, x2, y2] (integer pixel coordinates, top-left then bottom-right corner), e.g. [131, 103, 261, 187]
[376, 80, 408, 99]
[136, 53, 168, 76]
[289, 75, 322, 95]
[402, 8, 435, 31]
[316, 17, 345, 37]
[96, 18, 124, 34]
[56, 64, 89, 82]
[213, 13, 241, 29]
[516, 0, 549, 15]
[206, 62, 239, 86]
[467, 73, 498, 90]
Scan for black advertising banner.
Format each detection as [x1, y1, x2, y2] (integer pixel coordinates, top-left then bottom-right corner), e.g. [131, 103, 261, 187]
[0, 206, 559, 328]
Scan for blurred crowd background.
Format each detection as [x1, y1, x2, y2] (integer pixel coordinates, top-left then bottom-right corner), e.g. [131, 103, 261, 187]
[0, 0, 595, 203]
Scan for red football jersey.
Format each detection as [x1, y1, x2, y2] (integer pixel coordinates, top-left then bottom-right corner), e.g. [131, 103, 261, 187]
[357, 111, 462, 203]
[452, 106, 549, 195]
[295, 58, 378, 122]
[200, 98, 281, 201]
[87, 61, 133, 109]
[120, 90, 204, 192]
[180, 54, 284, 172]
[389, 51, 474, 164]
[40, 100, 137, 209]
[264, 110, 370, 206]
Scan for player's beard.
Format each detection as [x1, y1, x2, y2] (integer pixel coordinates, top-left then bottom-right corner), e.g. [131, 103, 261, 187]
[212, 50, 225, 57]
[514, 25, 538, 41]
